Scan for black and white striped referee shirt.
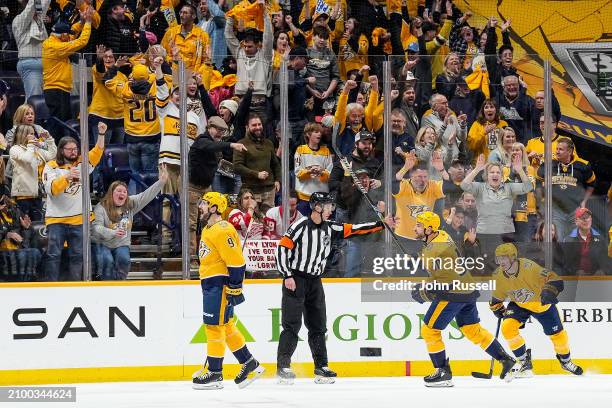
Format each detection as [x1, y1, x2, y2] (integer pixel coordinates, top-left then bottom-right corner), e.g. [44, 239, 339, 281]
[276, 217, 384, 278]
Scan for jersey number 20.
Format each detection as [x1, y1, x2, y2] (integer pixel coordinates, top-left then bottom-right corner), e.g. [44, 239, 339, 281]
[128, 99, 157, 123]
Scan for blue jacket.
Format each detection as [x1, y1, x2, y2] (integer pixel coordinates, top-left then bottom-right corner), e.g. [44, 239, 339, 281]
[200, 0, 227, 69]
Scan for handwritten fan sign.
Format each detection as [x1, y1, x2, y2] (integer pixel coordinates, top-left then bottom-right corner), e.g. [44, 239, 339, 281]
[243, 240, 279, 271]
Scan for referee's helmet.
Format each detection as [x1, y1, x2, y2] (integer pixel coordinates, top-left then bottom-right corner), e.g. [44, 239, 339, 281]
[309, 192, 335, 210]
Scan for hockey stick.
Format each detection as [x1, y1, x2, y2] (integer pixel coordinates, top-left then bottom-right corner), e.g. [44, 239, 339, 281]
[471, 318, 502, 379]
[330, 123, 409, 255]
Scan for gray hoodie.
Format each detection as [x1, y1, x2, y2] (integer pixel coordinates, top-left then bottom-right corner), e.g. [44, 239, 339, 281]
[92, 180, 163, 248]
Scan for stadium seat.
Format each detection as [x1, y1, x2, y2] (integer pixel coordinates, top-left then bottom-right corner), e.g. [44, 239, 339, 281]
[5, 89, 25, 120]
[101, 144, 131, 191]
[27, 95, 50, 124]
[65, 119, 80, 136]
[130, 172, 180, 239]
[44, 117, 80, 144]
[130, 172, 161, 230]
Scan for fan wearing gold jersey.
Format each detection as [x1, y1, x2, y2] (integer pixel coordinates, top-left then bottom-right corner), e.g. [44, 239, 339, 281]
[491, 243, 583, 377]
[192, 192, 264, 390]
[104, 64, 161, 185]
[413, 211, 516, 387]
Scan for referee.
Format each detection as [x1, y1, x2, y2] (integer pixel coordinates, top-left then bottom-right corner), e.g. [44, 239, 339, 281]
[275, 192, 394, 384]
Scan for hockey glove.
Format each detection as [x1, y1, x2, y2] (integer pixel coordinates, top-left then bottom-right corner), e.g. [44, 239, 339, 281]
[226, 284, 245, 306]
[490, 302, 506, 319]
[411, 285, 433, 304]
[540, 288, 558, 305]
[541, 281, 562, 305]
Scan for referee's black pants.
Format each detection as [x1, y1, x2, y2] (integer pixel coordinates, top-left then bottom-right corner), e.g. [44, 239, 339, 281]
[277, 275, 328, 369]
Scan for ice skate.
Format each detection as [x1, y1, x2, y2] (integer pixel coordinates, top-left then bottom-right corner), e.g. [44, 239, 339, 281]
[192, 371, 223, 390]
[514, 349, 534, 378]
[314, 366, 337, 384]
[191, 364, 207, 379]
[234, 357, 265, 389]
[557, 355, 583, 375]
[424, 359, 453, 387]
[277, 368, 296, 385]
[499, 354, 517, 382]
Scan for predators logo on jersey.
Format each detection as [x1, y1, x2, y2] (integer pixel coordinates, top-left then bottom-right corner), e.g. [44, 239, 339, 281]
[510, 287, 535, 303]
[65, 179, 83, 196]
[393, 180, 444, 239]
[409, 204, 429, 218]
[198, 220, 246, 281]
[199, 241, 211, 260]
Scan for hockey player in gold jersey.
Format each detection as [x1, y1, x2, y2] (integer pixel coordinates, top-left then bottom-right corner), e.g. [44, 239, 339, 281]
[192, 192, 264, 389]
[413, 212, 516, 387]
[491, 243, 583, 377]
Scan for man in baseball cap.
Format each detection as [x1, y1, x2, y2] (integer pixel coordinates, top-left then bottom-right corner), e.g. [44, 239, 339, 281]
[574, 207, 592, 220]
[43, 7, 93, 121]
[354, 128, 376, 144]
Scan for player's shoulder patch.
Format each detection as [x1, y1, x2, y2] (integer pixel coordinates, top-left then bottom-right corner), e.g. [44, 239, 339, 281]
[208, 220, 234, 238]
[213, 220, 235, 232]
[539, 267, 551, 278]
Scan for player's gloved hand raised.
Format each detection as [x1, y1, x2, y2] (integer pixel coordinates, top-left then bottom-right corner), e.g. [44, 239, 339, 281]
[490, 302, 506, 319]
[411, 285, 433, 304]
[540, 288, 558, 305]
[226, 284, 245, 306]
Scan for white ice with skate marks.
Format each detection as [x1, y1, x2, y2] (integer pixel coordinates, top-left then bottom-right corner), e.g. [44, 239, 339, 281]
[14, 375, 612, 408]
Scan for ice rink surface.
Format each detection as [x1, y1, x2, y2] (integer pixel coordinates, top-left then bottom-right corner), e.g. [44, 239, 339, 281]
[14, 375, 612, 408]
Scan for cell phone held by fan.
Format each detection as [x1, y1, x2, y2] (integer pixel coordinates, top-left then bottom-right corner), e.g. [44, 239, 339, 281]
[216, 159, 236, 179]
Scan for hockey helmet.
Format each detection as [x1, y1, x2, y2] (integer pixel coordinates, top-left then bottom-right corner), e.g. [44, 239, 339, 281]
[416, 211, 440, 232]
[309, 192, 335, 211]
[201, 191, 228, 214]
[495, 243, 518, 259]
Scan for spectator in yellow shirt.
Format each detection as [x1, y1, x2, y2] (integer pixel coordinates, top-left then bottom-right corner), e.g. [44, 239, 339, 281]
[525, 115, 579, 171]
[467, 99, 508, 164]
[42, 8, 93, 121]
[161, 3, 210, 72]
[89, 45, 125, 145]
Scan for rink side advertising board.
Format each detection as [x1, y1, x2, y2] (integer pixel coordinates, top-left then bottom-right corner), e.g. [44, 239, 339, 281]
[1, 280, 612, 385]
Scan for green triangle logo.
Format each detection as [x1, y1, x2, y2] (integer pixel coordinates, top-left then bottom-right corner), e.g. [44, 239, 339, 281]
[190, 317, 255, 343]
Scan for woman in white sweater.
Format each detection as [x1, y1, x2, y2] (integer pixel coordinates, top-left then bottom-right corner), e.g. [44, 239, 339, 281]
[9, 124, 57, 221]
[92, 165, 168, 280]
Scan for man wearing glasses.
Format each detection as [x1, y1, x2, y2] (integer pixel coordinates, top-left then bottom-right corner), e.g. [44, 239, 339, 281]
[42, 123, 106, 280]
[421, 93, 468, 162]
[188, 117, 246, 263]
